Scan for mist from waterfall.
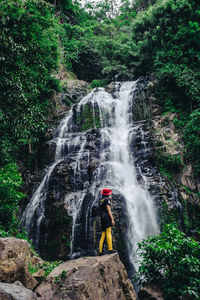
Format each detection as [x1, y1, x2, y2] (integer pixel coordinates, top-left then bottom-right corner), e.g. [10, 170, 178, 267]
[21, 80, 159, 270]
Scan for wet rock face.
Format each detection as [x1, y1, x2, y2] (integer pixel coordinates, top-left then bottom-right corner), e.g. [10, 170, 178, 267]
[180, 165, 196, 192]
[111, 193, 131, 268]
[148, 82, 200, 222]
[61, 80, 90, 106]
[129, 120, 165, 208]
[105, 82, 115, 94]
[37, 126, 130, 260]
[153, 111, 183, 157]
[131, 80, 181, 214]
[36, 129, 102, 259]
[20, 80, 91, 213]
[36, 253, 137, 300]
[38, 159, 75, 259]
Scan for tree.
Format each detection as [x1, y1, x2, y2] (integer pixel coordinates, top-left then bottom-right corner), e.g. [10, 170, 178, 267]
[131, 0, 200, 105]
[0, 0, 60, 163]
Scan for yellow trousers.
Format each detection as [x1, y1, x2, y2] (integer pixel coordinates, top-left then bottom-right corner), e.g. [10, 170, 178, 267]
[99, 226, 112, 253]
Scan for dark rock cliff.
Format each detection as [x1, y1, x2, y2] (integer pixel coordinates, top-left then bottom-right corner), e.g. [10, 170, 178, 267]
[149, 79, 200, 237]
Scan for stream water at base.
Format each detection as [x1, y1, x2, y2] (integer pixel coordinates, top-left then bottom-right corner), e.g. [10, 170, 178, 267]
[21, 80, 159, 270]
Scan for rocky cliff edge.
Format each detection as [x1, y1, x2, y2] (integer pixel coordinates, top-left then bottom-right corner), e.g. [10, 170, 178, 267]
[0, 237, 136, 300]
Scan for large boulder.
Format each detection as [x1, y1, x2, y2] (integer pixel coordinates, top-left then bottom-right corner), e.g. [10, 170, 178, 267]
[36, 253, 136, 300]
[0, 281, 37, 300]
[0, 238, 37, 290]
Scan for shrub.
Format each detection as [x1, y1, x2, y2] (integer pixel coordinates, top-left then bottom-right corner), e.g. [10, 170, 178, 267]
[0, 163, 25, 232]
[90, 79, 104, 88]
[135, 224, 200, 299]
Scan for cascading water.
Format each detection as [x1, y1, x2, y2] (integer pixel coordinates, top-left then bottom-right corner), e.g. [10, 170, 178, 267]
[21, 79, 159, 270]
[107, 82, 159, 268]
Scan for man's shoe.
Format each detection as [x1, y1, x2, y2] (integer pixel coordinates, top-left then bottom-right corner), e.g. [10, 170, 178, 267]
[98, 251, 103, 256]
[108, 250, 117, 254]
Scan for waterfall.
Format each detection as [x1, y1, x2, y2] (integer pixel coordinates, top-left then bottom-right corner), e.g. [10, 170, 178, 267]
[107, 82, 159, 268]
[21, 79, 159, 270]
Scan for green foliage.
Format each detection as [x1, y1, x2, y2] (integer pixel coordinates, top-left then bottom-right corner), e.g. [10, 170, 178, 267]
[136, 224, 200, 299]
[133, 0, 157, 12]
[59, 0, 136, 81]
[90, 79, 106, 88]
[157, 153, 182, 179]
[28, 261, 39, 275]
[172, 117, 186, 130]
[182, 198, 190, 233]
[130, 1, 200, 185]
[28, 260, 62, 277]
[61, 0, 200, 122]
[182, 199, 200, 235]
[75, 104, 101, 131]
[182, 185, 200, 200]
[0, 228, 10, 238]
[54, 270, 67, 284]
[0, 0, 60, 163]
[132, 0, 200, 103]
[160, 201, 179, 227]
[153, 83, 184, 114]
[2, 0, 199, 173]
[0, 163, 25, 232]
[41, 261, 62, 277]
[183, 109, 200, 177]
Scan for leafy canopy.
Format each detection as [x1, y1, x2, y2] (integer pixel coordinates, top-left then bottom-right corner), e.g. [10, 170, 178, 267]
[60, 0, 136, 81]
[0, 0, 60, 163]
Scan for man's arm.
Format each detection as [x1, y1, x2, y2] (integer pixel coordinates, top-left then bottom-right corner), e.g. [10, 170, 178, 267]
[106, 205, 115, 226]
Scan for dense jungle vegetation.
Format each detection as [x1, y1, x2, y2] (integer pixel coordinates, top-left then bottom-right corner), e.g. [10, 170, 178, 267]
[0, 0, 200, 297]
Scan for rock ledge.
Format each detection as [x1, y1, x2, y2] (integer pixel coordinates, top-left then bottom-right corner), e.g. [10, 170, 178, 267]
[36, 253, 136, 300]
